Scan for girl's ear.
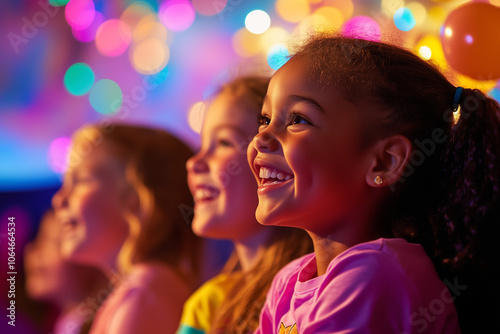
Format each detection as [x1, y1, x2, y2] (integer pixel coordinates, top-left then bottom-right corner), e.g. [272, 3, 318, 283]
[366, 135, 412, 188]
[122, 185, 141, 215]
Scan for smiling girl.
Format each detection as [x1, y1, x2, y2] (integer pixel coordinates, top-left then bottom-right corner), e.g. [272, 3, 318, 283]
[249, 36, 500, 333]
[178, 77, 313, 334]
[52, 124, 202, 334]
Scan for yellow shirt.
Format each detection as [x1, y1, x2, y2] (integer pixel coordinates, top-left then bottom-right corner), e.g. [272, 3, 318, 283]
[176, 272, 243, 334]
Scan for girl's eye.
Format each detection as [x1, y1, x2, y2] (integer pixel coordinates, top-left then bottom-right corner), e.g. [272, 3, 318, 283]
[258, 114, 271, 126]
[72, 173, 93, 184]
[290, 113, 311, 126]
[218, 139, 233, 147]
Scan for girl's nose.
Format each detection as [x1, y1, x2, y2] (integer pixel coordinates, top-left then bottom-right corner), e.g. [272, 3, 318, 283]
[51, 186, 68, 211]
[253, 129, 280, 153]
[186, 151, 209, 174]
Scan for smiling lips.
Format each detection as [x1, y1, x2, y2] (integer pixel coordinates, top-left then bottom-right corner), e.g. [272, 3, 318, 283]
[193, 185, 220, 203]
[59, 218, 78, 237]
[258, 166, 293, 186]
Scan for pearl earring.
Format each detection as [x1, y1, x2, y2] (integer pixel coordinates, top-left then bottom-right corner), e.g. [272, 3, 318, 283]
[374, 176, 383, 185]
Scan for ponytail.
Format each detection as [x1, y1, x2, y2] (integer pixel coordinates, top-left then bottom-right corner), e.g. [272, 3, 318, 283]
[436, 88, 500, 270]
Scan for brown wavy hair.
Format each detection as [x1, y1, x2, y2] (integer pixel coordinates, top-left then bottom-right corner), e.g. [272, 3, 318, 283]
[72, 124, 202, 286]
[293, 34, 500, 333]
[202, 77, 314, 333]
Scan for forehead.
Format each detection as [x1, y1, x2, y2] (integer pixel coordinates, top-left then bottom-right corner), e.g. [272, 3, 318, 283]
[268, 56, 316, 96]
[67, 141, 124, 174]
[202, 92, 259, 136]
[267, 55, 355, 112]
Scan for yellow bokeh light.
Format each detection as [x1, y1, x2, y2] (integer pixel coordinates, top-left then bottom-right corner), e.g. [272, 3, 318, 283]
[276, 0, 310, 23]
[406, 2, 427, 26]
[381, 0, 404, 16]
[313, 7, 344, 30]
[323, 0, 353, 20]
[130, 37, 170, 74]
[294, 14, 329, 36]
[415, 35, 446, 67]
[456, 74, 497, 93]
[188, 101, 207, 134]
[120, 1, 155, 31]
[490, 0, 500, 6]
[260, 27, 289, 52]
[418, 46, 432, 60]
[132, 15, 167, 43]
[445, 27, 452, 37]
[307, 0, 323, 3]
[427, 6, 447, 26]
[232, 28, 261, 57]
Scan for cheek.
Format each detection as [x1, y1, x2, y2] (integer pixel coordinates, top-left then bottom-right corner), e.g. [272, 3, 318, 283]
[76, 187, 126, 229]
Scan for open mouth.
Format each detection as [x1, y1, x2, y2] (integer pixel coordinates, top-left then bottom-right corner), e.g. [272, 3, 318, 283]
[193, 185, 220, 203]
[59, 218, 78, 238]
[259, 166, 294, 186]
[61, 219, 77, 231]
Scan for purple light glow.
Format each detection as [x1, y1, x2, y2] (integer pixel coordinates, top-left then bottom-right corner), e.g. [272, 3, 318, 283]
[159, 0, 196, 32]
[342, 16, 381, 42]
[48, 137, 72, 174]
[72, 11, 104, 43]
[65, 0, 96, 30]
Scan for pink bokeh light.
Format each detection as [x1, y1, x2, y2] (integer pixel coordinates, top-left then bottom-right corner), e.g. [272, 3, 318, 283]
[342, 15, 381, 42]
[48, 137, 72, 174]
[65, 0, 96, 30]
[72, 11, 104, 43]
[95, 19, 132, 57]
[192, 0, 227, 16]
[159, 0, 196, 32]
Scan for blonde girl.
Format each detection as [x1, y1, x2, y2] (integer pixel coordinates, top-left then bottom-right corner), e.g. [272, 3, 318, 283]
[52, 124, 201, 334]
[178, 77, 313, 333]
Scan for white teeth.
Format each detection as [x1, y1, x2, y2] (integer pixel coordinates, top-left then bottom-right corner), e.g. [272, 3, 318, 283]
[195, 187, 218, 201]
[258, 166, 293, 181]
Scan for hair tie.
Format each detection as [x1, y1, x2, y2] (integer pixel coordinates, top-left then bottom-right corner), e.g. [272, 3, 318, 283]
[453, 86, 463, 111]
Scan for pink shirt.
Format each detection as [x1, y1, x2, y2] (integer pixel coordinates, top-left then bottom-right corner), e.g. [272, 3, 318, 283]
[256, 238, 461, 334]
[90, 263, 192, 334]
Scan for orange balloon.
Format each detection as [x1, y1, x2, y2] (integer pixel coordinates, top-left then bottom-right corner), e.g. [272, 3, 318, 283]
[441, 3, 500, 80]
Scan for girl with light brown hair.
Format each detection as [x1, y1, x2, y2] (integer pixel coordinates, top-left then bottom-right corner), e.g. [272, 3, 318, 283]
[178, 76, 313, 334]
[52, 124, 202, 334]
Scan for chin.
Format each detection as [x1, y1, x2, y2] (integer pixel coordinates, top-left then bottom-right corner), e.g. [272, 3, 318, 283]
[256, 206, 285, 227]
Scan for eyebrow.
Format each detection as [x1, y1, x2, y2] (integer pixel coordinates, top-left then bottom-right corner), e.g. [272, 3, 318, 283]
[211, 125, 249, 138]
[288, 95, 325, 113]
[263, 95, 325, 114]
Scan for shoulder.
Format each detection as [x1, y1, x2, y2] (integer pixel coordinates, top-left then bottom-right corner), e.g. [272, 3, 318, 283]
[321, 238, 442, 305]
[329, 238, 434, 279]
[183, 272, 242, 313]
[96, 264, 191, 334]
[179, 272, 242, 331]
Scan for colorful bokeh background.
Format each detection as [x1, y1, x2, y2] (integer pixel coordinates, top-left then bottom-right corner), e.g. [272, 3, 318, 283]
[2, 0, 500, 193]
[1, 0, 500, 331]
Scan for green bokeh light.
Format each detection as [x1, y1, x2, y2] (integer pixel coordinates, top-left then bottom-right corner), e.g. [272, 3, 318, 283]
[64, 63, 95, 96]
[49, 0, 70, 7]
[89, 79, 123, 114]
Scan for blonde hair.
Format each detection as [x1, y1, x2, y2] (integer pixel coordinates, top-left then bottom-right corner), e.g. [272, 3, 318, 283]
[202, 77, 314, 333]
[72, 124, 201, 286]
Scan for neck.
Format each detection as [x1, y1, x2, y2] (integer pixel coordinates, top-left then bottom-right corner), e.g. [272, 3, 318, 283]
[309, 195, 388, 276]
[233, 229, 272, 272]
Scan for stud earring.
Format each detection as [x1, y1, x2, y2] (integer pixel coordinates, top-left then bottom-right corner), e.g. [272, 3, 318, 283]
[374, 176, 383, 185]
